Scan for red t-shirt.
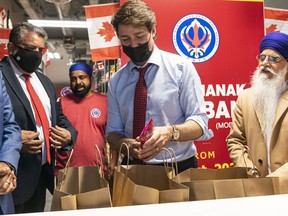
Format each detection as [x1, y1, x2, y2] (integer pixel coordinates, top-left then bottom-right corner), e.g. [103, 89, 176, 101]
[55, 92, 107, 176]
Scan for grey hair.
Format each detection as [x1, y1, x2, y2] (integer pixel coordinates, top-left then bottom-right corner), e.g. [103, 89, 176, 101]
[9, 22, 48, 44]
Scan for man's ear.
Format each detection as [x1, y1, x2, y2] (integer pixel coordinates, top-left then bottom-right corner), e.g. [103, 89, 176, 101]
[152, 26, 157, 39]
[7, 42, 16, 55]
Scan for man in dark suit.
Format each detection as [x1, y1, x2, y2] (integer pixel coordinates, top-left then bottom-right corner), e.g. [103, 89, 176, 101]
[0, 71, 22, 214]
[0, 22, 78, 213]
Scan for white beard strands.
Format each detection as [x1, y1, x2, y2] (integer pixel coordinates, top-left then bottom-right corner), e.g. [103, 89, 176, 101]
[251, 65, 288, 137]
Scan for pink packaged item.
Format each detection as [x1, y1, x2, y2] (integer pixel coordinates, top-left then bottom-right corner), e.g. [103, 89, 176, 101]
[139, 119, 154, 147]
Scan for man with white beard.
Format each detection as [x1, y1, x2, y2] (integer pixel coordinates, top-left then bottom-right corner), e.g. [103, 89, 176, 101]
[226, 31, 288, 193]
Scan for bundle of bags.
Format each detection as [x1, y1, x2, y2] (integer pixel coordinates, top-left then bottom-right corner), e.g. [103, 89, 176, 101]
[51, 145, 280, 210]
[172, 166, 279, 200]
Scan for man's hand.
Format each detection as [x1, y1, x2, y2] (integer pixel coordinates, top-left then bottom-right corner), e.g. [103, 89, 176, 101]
[21, 130, 43, 154]
[49, 125, 72, 149]
[138, 126, 172, 161]
[0, 162, 12, 177]
[0, 162, 17, 195]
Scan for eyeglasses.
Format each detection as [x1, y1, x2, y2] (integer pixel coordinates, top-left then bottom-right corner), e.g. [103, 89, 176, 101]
[13, 43, 45, 53]
[256, 54, 285, 64]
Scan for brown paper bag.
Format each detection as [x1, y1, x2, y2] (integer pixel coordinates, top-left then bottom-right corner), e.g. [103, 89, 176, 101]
[174, 167, 280, 201]
[51, 147, 112, 211]
[50, 166, 112, 211]
[112, 143, 189, 206]
[113, 164, 189, 206]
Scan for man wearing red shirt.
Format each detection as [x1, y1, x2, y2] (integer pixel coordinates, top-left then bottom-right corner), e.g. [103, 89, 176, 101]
[55, 63, 108, 176]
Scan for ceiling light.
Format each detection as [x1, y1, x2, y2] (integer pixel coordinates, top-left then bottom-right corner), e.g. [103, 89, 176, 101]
[45, 0, 71, 4]
[48, 51, 61, 59]
[28, 20, 90, 28]
[53, 52, 61, 59]
[48, 52, 54, 59]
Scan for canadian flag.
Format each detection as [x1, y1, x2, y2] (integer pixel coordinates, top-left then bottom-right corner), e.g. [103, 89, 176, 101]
[264, 7, 288, 34]
[0, 7, 7, 24]
[42, 45, 50, 67]
[0, 28, 10, 60]
[85, 3, 120, 62]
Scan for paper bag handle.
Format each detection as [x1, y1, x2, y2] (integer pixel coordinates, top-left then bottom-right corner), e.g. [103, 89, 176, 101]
[95, 144, 104, 178]
[160, 147, 174, 177]
[116, 143, 180, 181]
[59, 148, 74, 190]
[59, 145, 104, 189]
[117, 142, 130, 176]
[160, 147, 179, 182]
[242, 145, 259, 178]
[167, 147, 179, 182]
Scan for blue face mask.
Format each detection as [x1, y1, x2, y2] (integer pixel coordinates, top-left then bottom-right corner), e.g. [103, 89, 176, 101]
[122, 40, 152, 63]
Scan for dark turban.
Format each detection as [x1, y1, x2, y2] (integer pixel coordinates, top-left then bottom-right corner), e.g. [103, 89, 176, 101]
[260, 32, 288, 59]
[69, 63, 93, 76]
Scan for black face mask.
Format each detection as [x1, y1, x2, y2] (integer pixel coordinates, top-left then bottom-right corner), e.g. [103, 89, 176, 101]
[122, 40, 152, 63]
[12, 44, 42, 73]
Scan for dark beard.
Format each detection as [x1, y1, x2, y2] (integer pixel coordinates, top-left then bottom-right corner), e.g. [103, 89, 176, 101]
[71, 82, 92, 98]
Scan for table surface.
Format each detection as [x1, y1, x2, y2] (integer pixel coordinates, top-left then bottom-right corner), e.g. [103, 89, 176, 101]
[13, 194, 288, 216]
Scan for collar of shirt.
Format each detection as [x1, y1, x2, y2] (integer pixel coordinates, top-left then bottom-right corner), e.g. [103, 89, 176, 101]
[126, 45, 162, 73]
[7, 56, 23, 78]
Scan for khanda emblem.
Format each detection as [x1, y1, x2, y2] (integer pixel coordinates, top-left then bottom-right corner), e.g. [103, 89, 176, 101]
[60, 86, 72, 97]
[173, 14, 219, 63]
[181, 19, 211, 58]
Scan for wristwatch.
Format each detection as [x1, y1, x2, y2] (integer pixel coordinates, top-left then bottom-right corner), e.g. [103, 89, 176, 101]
[171, 125, 180, 141]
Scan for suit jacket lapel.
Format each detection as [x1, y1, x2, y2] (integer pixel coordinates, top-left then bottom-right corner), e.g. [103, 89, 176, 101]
[1, 58, 35, 123]
[269, 89, 288, 150]
[273, 89, 288, 127]
[252, 88, 288, 135]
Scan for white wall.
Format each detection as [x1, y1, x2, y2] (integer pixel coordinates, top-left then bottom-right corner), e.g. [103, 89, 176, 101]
[264, 0, 288, 9]
[43, 44, 74, 86]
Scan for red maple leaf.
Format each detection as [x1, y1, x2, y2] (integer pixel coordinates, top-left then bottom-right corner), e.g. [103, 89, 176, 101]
[0, 43, 8, 60]
[266, 24, 279, 34]
[96, 22, 116, 42]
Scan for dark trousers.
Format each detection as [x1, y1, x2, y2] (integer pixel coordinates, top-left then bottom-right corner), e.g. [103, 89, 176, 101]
[122, 155, 198, 173]
[14, 164, 50, 214]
